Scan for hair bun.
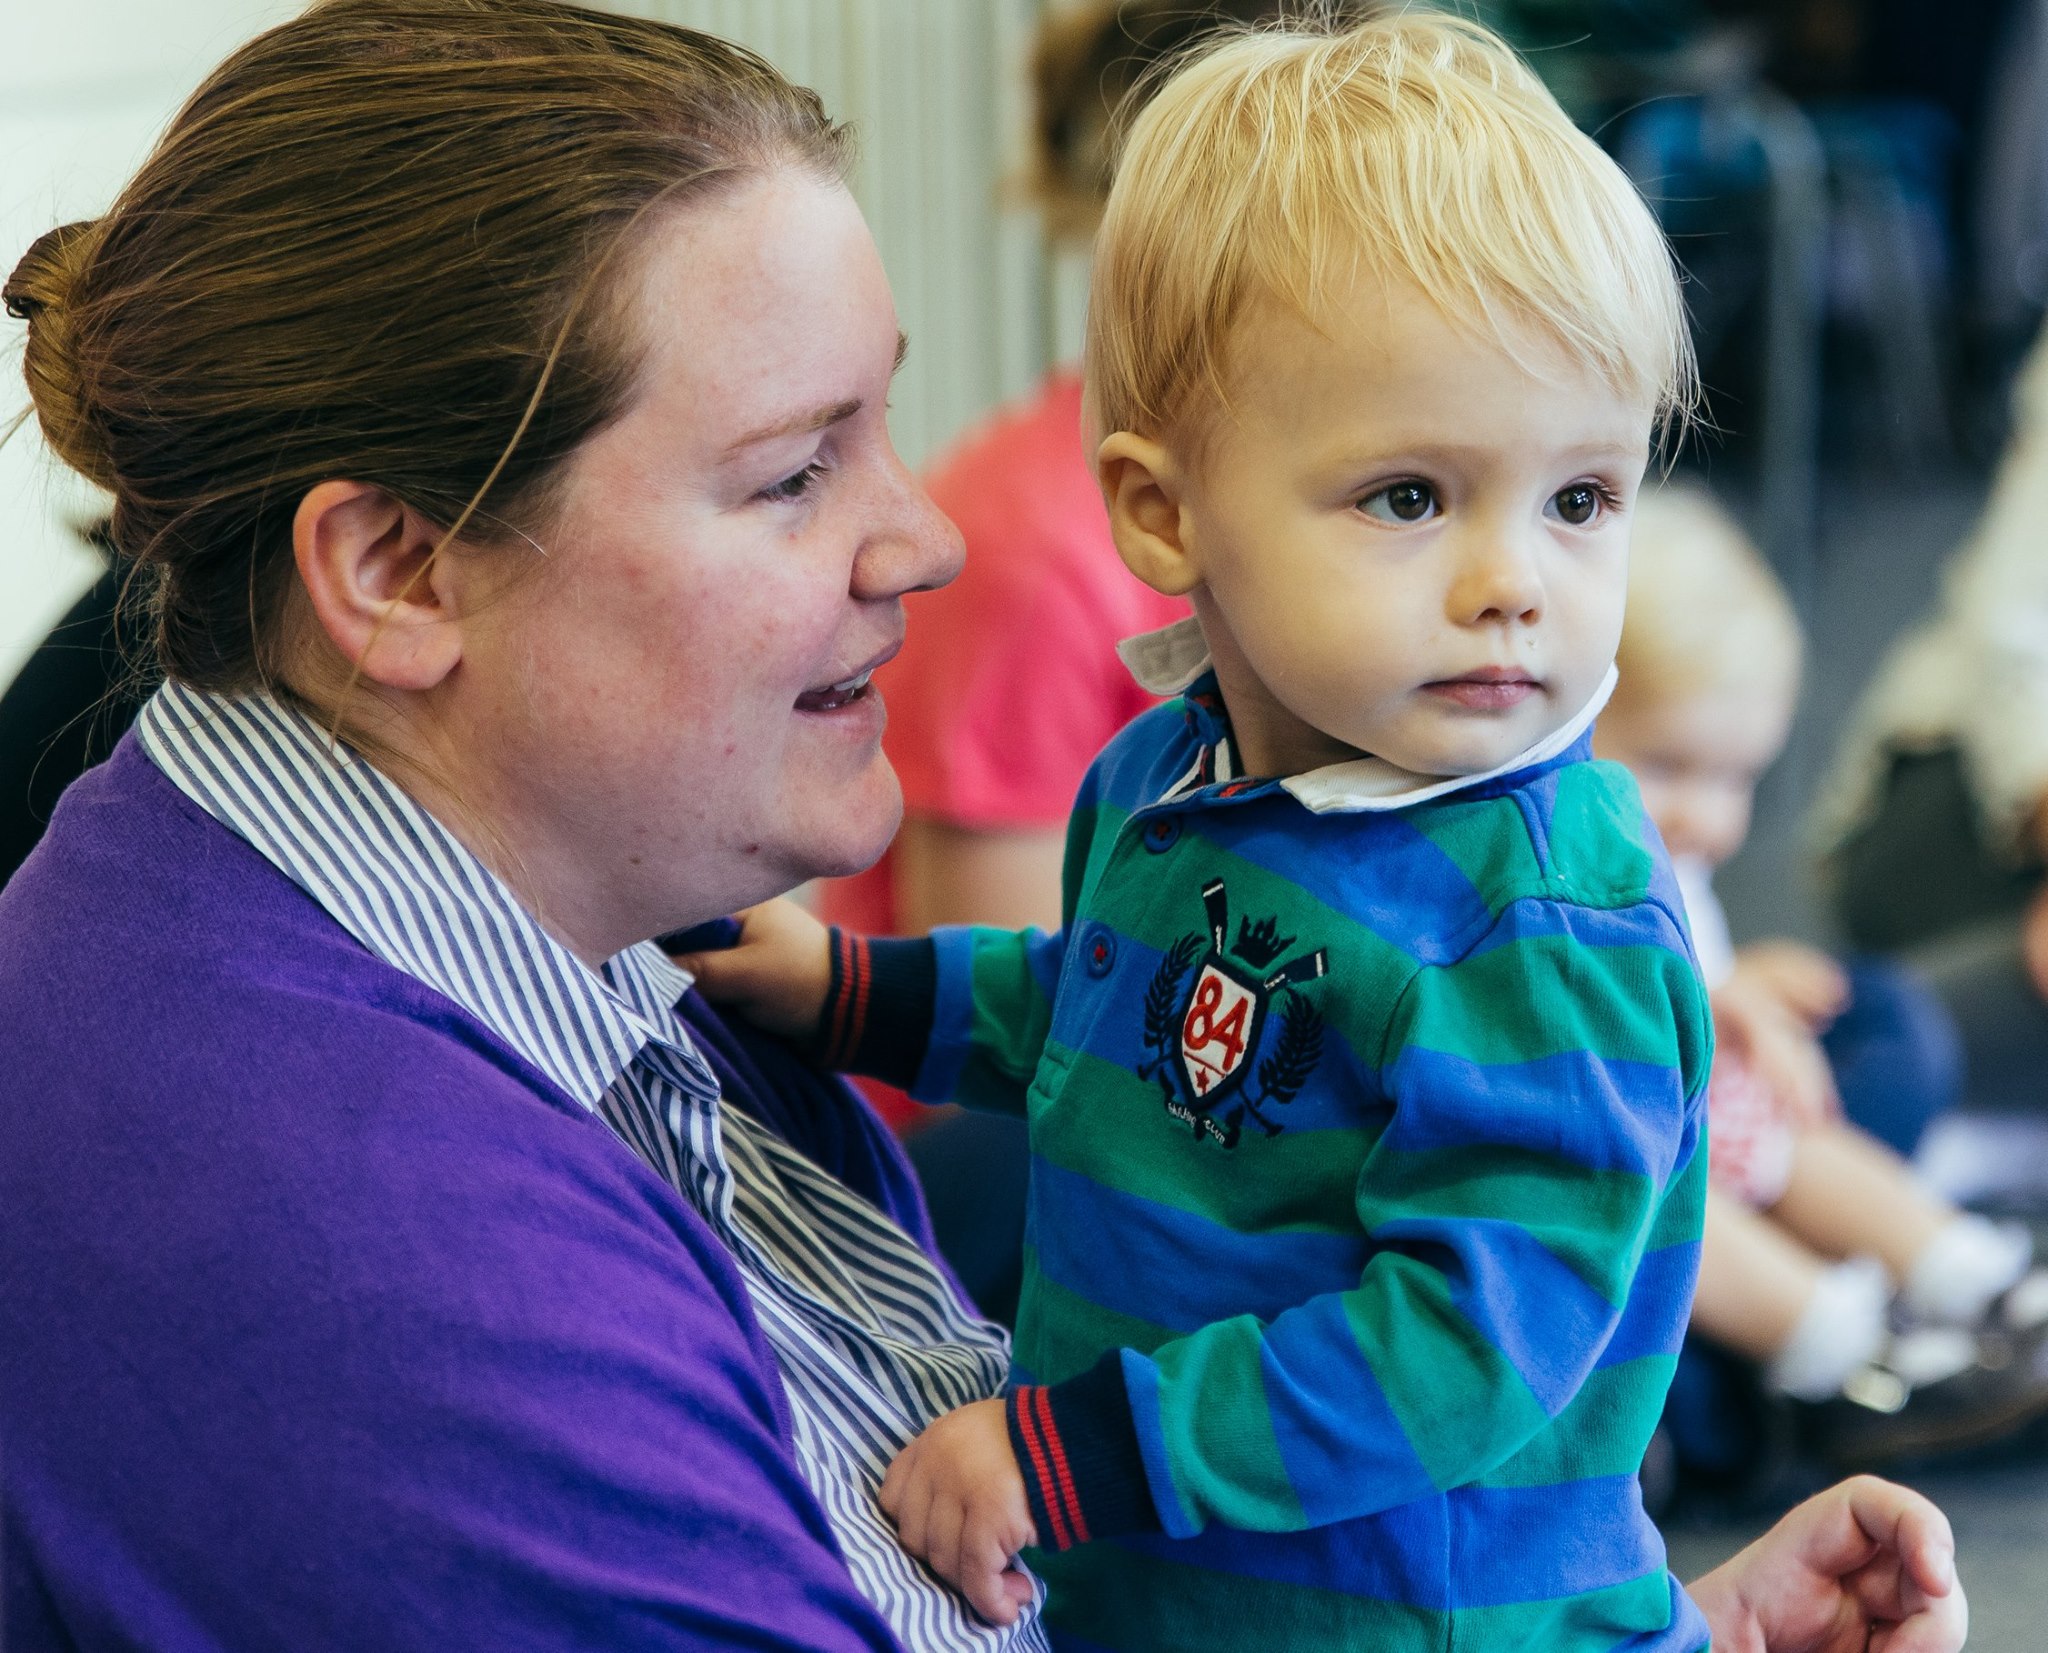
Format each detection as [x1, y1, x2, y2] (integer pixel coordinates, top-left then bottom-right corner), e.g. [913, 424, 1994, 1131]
[5, 219, 117, 492]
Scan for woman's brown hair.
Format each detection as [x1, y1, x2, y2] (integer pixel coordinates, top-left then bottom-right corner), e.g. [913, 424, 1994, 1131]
[3, 0, 848, 701]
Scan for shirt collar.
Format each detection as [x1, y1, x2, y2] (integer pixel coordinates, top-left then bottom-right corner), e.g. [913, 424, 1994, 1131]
[137, 681, 706, 1109]
[1119, 614, 1617, 815]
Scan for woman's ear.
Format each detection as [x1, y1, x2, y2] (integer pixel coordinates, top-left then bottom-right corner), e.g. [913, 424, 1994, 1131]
[292, 480, 464, 692]
[1097, 431, 1201, 597]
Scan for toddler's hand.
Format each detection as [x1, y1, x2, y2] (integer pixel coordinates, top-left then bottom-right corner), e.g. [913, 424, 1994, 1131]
[670, 898, 833, 1044]
[1731, 941, 1850, 1030]
[879, 1399, 1038, 1626]
[1713, 976, 1840, 1131]
[1688, 1474, 1964, 1653]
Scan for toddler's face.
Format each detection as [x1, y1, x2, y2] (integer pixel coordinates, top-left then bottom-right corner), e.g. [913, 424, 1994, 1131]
[1169, 272, 1650, 779]
[1595, 676, 1795, 868]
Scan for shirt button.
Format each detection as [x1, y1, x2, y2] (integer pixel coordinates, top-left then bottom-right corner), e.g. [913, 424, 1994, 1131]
[1143, 815, 1182, 853]
[1083, 926, 1118, 978]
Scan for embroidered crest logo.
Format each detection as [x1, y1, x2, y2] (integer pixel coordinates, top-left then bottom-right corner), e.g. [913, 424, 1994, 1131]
[1139, 878, 1328, 1148]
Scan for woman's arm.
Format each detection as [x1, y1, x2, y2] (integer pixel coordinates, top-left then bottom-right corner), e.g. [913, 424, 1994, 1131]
[1688, 1477, 1966, 1653]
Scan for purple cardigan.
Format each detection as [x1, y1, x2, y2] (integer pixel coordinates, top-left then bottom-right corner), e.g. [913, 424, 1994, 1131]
[0, 736, 943, 1651]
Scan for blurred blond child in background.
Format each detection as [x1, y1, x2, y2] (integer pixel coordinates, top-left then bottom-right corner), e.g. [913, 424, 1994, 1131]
[1600, 484, 2048, 1467]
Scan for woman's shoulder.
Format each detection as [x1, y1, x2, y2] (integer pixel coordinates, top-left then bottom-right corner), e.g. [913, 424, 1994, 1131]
[1, 737, 555, 1105]
[0, 738, 696, 1245]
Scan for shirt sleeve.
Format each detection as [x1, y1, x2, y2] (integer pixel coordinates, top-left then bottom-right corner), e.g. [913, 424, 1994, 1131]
[889, 566, 1148, 829]
[813, 787, 1110, 1116]
[1004, 894, 1711, 1547]
[812, 922, 1068, 1120]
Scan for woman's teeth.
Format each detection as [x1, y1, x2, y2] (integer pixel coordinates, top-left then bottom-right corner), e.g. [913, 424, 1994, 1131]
[795, 669, 874, 712]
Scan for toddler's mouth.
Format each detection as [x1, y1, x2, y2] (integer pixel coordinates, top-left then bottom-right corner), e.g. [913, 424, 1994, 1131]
[1424, 668, 1541, 711]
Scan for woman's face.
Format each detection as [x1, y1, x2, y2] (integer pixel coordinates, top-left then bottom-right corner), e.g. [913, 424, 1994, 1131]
[453, 171, 961, 959]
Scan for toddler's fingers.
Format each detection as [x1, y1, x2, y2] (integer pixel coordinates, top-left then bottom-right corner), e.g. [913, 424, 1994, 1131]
[886, 1465, 938, 1560]
[999, 1564, 1040, 1614]
[965, 1527, 1026, 1598]
[988, 1503, 1036, 1560]
[673, 946, 744, 999]
[926, 1496, 970, 1593]
[996, 1564, 1038, 1620]
[958, 1551, 1024, 1627]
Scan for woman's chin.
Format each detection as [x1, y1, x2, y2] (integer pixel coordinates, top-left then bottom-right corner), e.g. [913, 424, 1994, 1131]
[791, 764, 904, 882]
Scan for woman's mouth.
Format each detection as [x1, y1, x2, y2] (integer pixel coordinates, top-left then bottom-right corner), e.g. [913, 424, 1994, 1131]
[794, 668, 875, 713]
[1424, 670, 1541, 711]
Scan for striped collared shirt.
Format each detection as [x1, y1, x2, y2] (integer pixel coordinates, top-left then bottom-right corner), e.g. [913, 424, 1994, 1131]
[138, 682, 1045, 1653]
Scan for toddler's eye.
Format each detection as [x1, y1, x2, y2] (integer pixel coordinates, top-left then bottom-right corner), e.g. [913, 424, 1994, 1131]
[1550, 483, 1605, 526]
[1360, 480, 1438, 524]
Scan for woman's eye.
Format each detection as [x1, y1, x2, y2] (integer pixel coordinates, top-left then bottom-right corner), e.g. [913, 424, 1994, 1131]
[1549, 483, 1606, 526]
[1359, 480, 1438, 524]
[759, 461, 828, 504]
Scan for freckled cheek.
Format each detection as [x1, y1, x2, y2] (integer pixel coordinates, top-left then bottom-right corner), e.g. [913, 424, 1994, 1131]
[632, 557, 816, 691]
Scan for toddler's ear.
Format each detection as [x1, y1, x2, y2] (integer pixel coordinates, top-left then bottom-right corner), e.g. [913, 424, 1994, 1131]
[1098, 431, 1200, 597]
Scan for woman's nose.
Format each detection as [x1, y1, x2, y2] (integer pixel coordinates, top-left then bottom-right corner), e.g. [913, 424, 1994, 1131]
[852, 461, 964, 602]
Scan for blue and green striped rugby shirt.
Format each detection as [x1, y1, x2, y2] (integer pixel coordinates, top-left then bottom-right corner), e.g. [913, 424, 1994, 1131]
[827, 673, 1713, 1652]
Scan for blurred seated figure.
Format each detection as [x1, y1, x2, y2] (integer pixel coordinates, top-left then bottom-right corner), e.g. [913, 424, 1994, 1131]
[0, 533, 143, 890]
[1822, 323, 2048, 1118]
[1598, 484, 2048, 1469]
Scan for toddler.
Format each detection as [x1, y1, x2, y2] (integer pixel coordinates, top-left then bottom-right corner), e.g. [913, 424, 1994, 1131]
[1598, 484, 2048, 1465]
[695, 14, 1712, 1650]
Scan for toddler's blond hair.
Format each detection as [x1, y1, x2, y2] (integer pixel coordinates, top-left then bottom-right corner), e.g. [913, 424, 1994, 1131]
[1087, 9, 1694, 442]
[1618, 484, 1803, 708]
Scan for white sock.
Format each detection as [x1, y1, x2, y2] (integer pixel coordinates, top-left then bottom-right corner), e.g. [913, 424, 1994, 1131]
[1766, 1255, 1891, 1402]
[1901, 1214, 2033, 1326]
[1884, 1326, 1978, 1388]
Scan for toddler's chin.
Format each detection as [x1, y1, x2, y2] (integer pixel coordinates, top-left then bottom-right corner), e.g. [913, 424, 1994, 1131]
[1379, 716, 1568, 780]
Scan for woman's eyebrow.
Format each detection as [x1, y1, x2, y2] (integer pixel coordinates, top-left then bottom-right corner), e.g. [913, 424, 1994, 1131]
[724, 398, 862, 456]
[722, 333, 910, 457]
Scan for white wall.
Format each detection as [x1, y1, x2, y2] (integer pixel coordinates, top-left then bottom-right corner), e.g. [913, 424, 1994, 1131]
[1, 0, 306, 687]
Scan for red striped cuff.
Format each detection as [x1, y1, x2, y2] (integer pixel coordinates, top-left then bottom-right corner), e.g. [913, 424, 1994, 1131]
[809, 929, 936, 1090]
[1005, 1353, 1160, 1551]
